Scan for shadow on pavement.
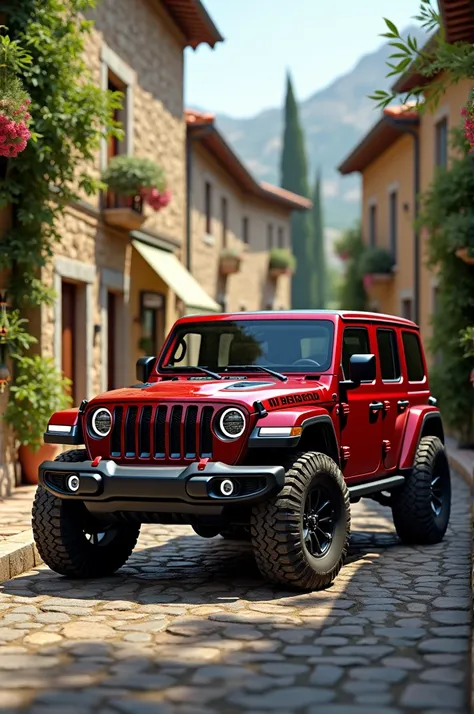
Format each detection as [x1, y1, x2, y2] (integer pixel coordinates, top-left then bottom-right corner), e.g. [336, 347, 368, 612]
[1, 527, 400, 606]
[0, 488, 471, 714]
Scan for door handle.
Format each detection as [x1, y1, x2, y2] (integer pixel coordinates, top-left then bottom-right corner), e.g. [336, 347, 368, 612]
[369, 401, 384, 412]
[397, 399, 409, 411]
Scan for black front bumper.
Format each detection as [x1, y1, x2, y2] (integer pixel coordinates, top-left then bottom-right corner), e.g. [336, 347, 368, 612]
[39, 459, 285, 514]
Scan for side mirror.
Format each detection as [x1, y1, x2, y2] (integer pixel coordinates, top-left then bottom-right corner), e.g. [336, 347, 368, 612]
[136, 356, 156, 383]
[348, 354, 376, 386]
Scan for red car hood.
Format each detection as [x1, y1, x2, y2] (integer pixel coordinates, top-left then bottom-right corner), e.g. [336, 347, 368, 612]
[90, 376, 333, 411]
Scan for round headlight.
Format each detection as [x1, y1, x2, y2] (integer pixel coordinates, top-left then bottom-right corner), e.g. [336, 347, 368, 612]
[91, 408, 112, 437]
[219, 408, 246, 439]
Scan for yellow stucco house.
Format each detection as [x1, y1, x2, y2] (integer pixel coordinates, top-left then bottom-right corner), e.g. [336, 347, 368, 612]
[338, 0, 474, 351]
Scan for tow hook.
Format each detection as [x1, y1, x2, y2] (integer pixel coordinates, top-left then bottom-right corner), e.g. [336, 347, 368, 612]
[197, 457, 210, 471]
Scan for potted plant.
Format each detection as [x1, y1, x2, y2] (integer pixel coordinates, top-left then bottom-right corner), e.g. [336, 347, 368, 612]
[101, 155, 171, 231]
[4, 356, 72, 484]
[219, 247, 243, 275]
[360, 246, 395, 290]
[334, 226, 361, 262]
[455, 226, 474, 265]
[268, 248, 296, 278]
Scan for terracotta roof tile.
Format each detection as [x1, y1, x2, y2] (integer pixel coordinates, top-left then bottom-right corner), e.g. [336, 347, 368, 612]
[259, 182, 312, 210]
[383, 104, 418, 121]
[439, 0, 474, 43]
[184, 109, 215, 125]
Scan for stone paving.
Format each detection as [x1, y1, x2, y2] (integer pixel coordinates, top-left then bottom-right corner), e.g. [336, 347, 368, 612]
[0, 487, 35, 540]
[0, 474, 470, 714]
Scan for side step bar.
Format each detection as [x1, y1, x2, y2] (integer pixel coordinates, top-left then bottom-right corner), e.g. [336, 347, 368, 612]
[348, 475, 406, 500]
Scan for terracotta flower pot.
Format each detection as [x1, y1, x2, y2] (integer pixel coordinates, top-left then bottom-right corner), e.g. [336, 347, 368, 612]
[19, 443, 59, 485]
[455, 247, 474, 265]
[219, 256, 241, 275]
[269, 266, 292, 279]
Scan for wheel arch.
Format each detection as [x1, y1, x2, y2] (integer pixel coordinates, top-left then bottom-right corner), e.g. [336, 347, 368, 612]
[248, 411, 340, 467]
[298, 417, 340, 466]
[399, 408, 445, 471]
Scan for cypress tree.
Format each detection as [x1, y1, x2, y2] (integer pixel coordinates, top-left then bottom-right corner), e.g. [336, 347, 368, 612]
[280, 73, 312, 308]
[311, 169, 326, 308]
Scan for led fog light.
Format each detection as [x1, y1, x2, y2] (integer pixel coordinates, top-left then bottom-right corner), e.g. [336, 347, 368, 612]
[220, 479, 235, 496]
[67, 475, 80, 492]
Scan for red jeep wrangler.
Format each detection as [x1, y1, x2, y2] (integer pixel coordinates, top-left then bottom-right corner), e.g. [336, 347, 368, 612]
[33, 311, 451, 591]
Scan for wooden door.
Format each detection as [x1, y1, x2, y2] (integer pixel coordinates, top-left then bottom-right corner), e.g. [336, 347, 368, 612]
[107, 291, 116, 391]
[61, 281, 77, 404]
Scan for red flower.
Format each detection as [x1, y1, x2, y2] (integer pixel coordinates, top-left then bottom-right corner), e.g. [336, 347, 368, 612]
[139, 186, 172, 212]
[0, 97, 32, 158]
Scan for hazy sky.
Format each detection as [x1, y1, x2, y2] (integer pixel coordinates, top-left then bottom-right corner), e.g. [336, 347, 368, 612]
[184, 0, 422, 118]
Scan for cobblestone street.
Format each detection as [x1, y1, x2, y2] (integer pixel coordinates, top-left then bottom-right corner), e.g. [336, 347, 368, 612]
[0, 473, 471, 714]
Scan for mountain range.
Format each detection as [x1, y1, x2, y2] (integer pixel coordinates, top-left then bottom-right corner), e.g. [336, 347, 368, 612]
[215, 26, 425, 232]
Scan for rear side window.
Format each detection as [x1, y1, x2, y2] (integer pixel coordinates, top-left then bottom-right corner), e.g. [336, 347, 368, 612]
[377, 329, 401, 381]
[342, 327, 370, 378]
[402, 331, 425, 381]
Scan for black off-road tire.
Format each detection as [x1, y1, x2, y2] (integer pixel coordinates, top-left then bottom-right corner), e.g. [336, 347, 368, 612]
[391, 436, 451, 545]
[250, 451, 351, 591]
[32, 449, 140, 578]
[220, 526, 251, 541]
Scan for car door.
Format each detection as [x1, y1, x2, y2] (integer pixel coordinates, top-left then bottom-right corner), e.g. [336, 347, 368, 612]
[375, 327, 408, 471]
[340, 325, 383, 480]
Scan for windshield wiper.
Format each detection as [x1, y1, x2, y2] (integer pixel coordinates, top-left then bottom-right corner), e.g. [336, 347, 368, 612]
[189, 366, 223, 380]
[226, 365, 287, 383]
[167, 365, 223, 380]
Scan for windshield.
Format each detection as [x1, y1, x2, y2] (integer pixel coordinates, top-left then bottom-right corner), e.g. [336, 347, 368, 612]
[160, 319, 335, 374]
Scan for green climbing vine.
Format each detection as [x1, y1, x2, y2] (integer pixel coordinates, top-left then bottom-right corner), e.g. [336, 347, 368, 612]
[370, 0, 474, 445]
[0, 1, 121, 448]
[370, 0, 474, 110]
[417, 128, 474, 444]
[1, 0, 121, 306]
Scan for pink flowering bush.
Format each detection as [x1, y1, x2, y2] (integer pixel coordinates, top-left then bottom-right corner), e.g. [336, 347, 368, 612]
[0, 69, 32, 158]
[0, 98, 32, 157]
[461, 90, 474, 148]
[0, 35, 33, 158]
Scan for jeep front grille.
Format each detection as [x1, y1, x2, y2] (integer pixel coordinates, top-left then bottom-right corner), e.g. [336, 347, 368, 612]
[109, 404, 215, 461]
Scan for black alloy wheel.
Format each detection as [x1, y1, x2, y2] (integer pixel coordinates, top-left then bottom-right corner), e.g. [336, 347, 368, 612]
[303, 486, 336, 558]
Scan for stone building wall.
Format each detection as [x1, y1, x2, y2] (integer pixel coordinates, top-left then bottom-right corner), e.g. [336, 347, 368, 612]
[81, 0, 187, 248]
[1, 0, 190, 492]
[37, 0, 188, 403]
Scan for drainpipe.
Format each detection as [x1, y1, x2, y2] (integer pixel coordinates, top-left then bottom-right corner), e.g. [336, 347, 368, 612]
[385, 118, 420, 325]
[185, 133, 192, 271]
[185, 125, 214, 273]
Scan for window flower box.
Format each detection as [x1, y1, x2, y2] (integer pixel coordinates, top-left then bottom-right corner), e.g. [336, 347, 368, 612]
[102, 194, 145, 231]
[219, 248, 242, 275]
[101, 156, 171, 232]
[361, 246, 395, 291]
[268, 248, 296, 279]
